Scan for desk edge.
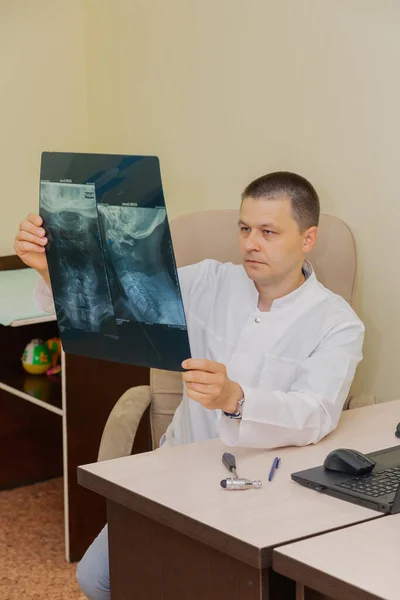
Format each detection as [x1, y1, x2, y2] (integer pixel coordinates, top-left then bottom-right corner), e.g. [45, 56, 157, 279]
[273, 541, 384, 600]
[77, 465, 269, 569]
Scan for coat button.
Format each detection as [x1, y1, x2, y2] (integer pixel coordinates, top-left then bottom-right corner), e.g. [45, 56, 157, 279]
[255, 317, 261, 323]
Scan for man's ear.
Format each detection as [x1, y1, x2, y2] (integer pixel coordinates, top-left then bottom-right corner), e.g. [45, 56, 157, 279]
[303, 226, 318, 254]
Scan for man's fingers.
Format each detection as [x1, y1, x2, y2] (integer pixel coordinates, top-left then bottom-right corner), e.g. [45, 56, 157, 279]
[15, 240, 46, 254]
[182, 370, 216, 385]
[19, 218, 46, 237]
[186, 382, 216, 394]
[27, 213, 43, 227]
[16, 230, 47, 246]
[182, 358, 225, 373]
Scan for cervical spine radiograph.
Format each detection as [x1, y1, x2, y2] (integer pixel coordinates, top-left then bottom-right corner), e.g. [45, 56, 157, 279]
[39, 152, 191, 371]
[97, 205, 186, 326]
[40, 182, 117, 334]
[41, 181, 185, 334]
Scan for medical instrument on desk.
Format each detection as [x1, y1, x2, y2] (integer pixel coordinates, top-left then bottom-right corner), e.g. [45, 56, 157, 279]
[268, 457, 281, 481]
[220, 478, 262, 491]
[222, 452, 239, 479]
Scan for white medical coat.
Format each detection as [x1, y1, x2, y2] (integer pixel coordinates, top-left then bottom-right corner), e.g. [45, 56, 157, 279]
[34, 259, 364, 449]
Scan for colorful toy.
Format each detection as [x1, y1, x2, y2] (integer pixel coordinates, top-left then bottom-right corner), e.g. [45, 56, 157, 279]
[46, 364, 62, 376]
[46, 337, 62, 368]
[21, 339, 52, 375]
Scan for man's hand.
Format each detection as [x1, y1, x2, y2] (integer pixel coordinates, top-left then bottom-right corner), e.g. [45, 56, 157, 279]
[14, 213, 50, 285]
[182, 359, 243, 413]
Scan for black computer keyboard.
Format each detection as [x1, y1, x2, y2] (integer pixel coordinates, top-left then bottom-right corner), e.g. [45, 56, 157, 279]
[336, 465, 400, 498]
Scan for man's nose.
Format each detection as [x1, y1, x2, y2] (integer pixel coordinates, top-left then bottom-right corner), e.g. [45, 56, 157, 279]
[244, 231, 261, 252]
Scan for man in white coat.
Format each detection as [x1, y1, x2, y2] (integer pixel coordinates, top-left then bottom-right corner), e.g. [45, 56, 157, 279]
[15, 171, 364, 600]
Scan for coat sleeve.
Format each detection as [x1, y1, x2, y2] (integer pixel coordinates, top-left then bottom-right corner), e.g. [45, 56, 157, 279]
[33, 276, 55, 314]
[219, 318, 365, 449]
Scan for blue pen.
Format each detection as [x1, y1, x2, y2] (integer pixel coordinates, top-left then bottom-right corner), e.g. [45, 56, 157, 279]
[268, 456, 281, 481]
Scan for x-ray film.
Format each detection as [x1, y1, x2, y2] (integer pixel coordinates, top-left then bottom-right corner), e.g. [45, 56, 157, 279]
[40, 152, 191, 371]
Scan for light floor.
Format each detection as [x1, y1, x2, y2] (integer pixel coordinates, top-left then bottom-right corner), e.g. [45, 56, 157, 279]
[0, 478, 85, 600]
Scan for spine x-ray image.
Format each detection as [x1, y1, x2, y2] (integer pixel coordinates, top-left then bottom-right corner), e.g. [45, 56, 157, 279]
[40, 152, 191, 371]
[40, 182, 117, 336]
[97, 205, 186, 327]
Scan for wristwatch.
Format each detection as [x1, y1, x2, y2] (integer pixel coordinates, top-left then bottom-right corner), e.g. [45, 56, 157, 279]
[223, 398, 245, 420]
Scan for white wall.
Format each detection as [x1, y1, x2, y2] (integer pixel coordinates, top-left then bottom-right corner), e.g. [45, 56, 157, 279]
[3, 0, 400, 403]
[83, 0, 400, 402]
[0, 0, 88, 255]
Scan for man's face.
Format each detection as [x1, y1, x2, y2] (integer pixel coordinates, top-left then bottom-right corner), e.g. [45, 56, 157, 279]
[239, 195, 317, 286]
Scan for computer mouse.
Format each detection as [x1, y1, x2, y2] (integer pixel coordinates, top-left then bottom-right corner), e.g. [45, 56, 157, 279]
[323, 448, 376, 475]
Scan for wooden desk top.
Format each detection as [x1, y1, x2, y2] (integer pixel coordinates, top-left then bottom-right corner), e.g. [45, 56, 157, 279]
[273, 512, 400, 600]
[78, 399, 400, 569]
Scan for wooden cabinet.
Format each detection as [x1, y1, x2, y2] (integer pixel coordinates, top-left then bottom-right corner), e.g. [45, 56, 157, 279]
[0, 255, 151, 562]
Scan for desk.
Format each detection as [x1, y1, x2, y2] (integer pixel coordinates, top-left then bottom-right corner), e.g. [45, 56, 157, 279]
[78, 400, 400, 599]
[273, 512, 400, 600]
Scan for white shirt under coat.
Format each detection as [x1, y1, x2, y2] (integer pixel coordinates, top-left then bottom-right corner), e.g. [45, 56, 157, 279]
[34, 259, 364, 449]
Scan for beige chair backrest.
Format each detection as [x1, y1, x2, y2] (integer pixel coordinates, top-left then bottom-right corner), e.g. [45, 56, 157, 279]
[150, 210, 357, 448]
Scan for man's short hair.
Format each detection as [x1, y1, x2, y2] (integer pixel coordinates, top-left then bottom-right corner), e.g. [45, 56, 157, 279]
[241, 171, 320, 231]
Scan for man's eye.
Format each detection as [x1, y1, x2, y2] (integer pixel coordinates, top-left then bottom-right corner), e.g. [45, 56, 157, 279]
[263, 230, 274, 236]
[240, 226, 249, 232]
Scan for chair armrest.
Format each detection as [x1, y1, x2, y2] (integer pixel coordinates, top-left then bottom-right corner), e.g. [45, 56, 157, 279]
[345, 393, 377, 411]
[97, 385, 152, 462]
